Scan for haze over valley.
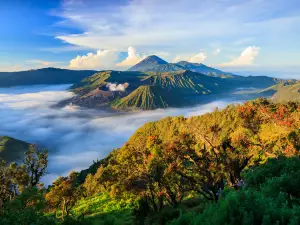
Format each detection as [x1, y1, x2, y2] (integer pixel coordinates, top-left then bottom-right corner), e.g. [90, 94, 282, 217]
[0, 83, 255, 184]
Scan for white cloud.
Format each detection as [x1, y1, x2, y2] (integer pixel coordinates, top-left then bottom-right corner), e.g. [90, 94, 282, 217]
[116, 47, 145, 67]
[172, 56, 186, 63]
[189, 52, 207, 63]
[220, 46, 260, 67]
[172, 52, 207, 63]
[69, 50, 118, 69]
[55, 0, 300, 60]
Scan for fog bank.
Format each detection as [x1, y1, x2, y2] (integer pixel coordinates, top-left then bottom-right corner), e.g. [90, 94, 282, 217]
[0, 84, 246, 184]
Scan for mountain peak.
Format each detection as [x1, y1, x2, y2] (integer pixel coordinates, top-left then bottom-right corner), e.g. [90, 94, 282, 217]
[142, 55, 168, 65]
[128, 55, 168, 71]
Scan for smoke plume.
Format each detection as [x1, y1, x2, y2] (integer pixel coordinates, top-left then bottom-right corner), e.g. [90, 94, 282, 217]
[106, 82, 129, 91]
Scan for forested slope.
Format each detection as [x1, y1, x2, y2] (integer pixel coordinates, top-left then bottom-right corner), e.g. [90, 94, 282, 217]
[2, 99, 300, 224]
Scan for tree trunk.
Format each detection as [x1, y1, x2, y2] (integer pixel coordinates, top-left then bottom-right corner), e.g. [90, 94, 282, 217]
[61, 198, 65, 221]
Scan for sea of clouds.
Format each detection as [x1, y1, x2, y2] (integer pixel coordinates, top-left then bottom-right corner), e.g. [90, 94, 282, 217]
[0, 84, 248, 184]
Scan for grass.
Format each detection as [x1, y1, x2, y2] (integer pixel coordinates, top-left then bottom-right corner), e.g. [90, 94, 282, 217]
[70, 193, 136, 225]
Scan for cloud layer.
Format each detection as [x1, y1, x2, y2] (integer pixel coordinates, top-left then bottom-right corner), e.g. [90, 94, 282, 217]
[55, 0, 300, 68]
[0, 84, 249, 184]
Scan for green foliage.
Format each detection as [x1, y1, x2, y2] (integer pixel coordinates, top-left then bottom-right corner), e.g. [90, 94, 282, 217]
[3, 100, 300, 225]
[0, 187, 57, 225]
[70, 192, 136, 225]
[45, 171, 81, 220]
[170, 157, 300, 225]
[0, 145, 48, 209]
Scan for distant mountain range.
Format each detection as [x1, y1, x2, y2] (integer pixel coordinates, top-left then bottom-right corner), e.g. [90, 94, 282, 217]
[65, 56, 282, 110]
[0, 55, 288, 110]
[0, 68, 97, 87]
[128, 55, 234, 77]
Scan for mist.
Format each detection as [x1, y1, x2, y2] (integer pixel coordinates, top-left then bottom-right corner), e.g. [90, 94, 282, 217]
[0, 84, 247, 184]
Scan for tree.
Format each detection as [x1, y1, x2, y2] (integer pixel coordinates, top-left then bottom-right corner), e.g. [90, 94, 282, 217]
[23, 145, 48, 187]
[172, 157, 300, 225]
[0, 160, 12, 209]
[45, 171, 81, 220]
[0, 187, 56, 225]
[83, 165, 105, 197]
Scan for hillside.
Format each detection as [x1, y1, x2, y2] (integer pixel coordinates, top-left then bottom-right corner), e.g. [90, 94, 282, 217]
[0, 136, 30, 162]
[111, 86, 170, 110]
[2, 100, 300, 224]
[71, 70, 146, 94]
[0, 68, 97, 87]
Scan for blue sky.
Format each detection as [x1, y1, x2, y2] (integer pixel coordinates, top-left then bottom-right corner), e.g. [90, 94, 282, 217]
[0, 0, 300, 77]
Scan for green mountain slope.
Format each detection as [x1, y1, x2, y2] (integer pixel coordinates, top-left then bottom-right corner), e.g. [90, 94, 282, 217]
[71, 70, 146, 95]
[0, 136, 30, 162]
[71, 99, 300, 224]
[144, 70, 223, 95]
[68, 68, 280, 110]
[111, 86, 171, 110]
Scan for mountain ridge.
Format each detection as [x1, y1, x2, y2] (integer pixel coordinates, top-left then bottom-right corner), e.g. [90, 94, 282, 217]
[128, 55, 235, 77]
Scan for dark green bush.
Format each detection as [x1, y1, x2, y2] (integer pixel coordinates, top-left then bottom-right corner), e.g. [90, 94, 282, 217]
[170, 157, 300, 225]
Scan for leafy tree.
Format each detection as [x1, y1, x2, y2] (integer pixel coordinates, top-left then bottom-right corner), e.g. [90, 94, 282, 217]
[171, 157, 300, 225]
[0, 187, 56, 225]
[83, 165, 105, 197]
[23, 145, 48, 187]
[45, 171, 81, 220]
[0, 160, 12, 209]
